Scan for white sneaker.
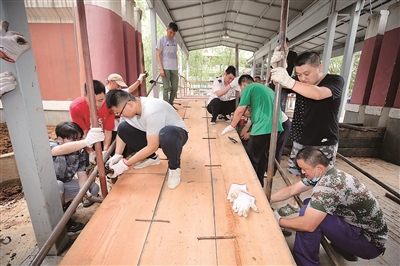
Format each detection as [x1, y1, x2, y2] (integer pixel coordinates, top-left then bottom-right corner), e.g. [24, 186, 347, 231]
[167, 168, 181, 189]
[133, 155, 160, 169]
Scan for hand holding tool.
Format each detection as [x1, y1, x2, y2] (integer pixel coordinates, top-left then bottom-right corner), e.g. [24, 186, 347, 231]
[106, 154, 123, 168]
[270, 45, 288, 69]
[271, 67, 296, 89]
[84, 128, 105, 147]
[110, 159, 129, 178]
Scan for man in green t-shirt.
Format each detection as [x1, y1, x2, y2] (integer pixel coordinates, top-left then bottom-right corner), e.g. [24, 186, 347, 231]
[222, 74, 282, 184]
[270, 147, 387, 265]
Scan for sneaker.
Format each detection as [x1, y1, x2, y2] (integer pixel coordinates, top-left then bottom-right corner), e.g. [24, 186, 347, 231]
[133, 154, 161, 169]
[63, 201, 73, 212]
[66, 218, 85, 236]
[281, 228, 292, 237]
[210, 119, 216, 125]
[167, 168, 181, 189]
[278, 203, 300, 216]
[218, 115, 231, 122]
[331, 243, 358, 261]
[82, 197, 94, 208]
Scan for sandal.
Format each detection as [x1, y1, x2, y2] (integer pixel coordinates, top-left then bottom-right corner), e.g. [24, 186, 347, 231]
[278, 203, 300, 216]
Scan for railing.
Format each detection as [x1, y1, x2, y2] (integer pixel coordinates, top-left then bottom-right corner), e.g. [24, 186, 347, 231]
[178, 74, 213, 98]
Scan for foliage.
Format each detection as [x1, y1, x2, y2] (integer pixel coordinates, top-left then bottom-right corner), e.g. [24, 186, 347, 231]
[136, 0, 252, 87]
[328, 51, 361, 96]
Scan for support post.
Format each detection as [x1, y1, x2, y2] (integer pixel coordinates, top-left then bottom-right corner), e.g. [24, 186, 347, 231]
[76, 0, 108, 198]
[339, 0, 365, 120]
[265, 0, 289, 199]
[322, 0, 338, 73]
[150, 5, 159, 98]
[1, 0, 69, 254]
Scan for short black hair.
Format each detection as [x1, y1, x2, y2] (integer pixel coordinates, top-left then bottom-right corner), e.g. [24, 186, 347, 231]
[106, 89, 136, 109]
[238, 74, 254, 86]
[225, 65, 236, 76]
[294, 51, 321, 68]
[167, 22, 178, 32]
[55, 121, 83, 141]
[84, 80, 106, 95]
[296, 147, 330, 167]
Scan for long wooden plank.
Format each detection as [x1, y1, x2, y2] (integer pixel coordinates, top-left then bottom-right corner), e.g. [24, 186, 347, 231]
[139, 100, 217, 264]
[60, 162, 168, 265]
[60, 100, 295, 265]
[208, 116, 295, 265]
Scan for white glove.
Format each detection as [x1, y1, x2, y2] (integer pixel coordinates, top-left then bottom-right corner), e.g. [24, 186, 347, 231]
[0, 72, 17, 97]
[105, 154, 123, 168]
[84, 128, 105, 147]
[271, 67, 296, 89]
[89, 152, 97, 165]
[273, 210, 282, 224]
[227, 183, 248, 202]
[270, 45, 288, 69]
[230, 77, 240, 90]
[232, 192, 259, 217]
[221, 125, 235, 135]
[110, 159, 129, 178]
[137, 73, 147, 84]
[0, 31, 30, 63]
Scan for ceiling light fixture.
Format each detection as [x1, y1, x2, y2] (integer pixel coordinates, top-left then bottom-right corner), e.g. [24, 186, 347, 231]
[222, 29, 230, 39]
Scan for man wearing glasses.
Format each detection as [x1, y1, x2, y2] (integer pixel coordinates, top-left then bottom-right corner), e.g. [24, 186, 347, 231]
[105, 89, 188, 189]
[69, 80, 115, 165]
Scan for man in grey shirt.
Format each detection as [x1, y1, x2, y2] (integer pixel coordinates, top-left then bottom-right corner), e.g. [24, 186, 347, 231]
[156, 22, 179, 107]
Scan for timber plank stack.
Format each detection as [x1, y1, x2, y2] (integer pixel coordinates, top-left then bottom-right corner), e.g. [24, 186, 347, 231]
[61, 100, 295, 265]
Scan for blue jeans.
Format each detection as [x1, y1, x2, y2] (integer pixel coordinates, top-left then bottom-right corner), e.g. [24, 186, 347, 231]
[294, 198, 383, 266]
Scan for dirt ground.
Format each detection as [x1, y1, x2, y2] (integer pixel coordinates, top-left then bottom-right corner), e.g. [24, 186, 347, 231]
[0, 122, 102, 265]
[0, 122, 56, 204]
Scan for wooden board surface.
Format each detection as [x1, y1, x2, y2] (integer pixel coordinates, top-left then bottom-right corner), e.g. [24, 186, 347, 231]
[61, 100, 295, 265]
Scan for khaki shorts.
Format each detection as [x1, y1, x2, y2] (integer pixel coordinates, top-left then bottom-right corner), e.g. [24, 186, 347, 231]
[287, 141, 338, 176]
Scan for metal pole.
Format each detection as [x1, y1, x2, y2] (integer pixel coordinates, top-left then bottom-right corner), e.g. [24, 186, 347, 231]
[30, 144, 115, 265]
[76, 0, 107, 198]
[337, 153, 400, 199]
[265, 0, 289, 199]
[274, 159, 341, 266]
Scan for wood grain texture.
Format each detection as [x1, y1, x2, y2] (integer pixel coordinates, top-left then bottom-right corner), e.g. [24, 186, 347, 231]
[60, 100, 295, 265]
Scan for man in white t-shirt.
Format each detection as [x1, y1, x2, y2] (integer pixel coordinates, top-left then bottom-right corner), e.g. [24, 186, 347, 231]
[156, 22, 179, 107]
[206, 65, 241, 124]
[105, 89, 189, 190]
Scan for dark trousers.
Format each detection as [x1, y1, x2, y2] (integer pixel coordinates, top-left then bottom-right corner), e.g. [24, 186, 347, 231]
[206, 98, 236, 121]
[117, 122, 188, 169]
[294, 199, 383, 266]
[246, 134, 271, 185]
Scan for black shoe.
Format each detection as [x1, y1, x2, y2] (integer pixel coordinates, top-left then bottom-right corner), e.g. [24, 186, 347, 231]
[66, 218, 85, 236]
[218, 115, 230, 122]
[331, 243, 358, 261]
[82, 197, 94, 208]
[281, 228, 292, 237]
[63, 201, 74, 213]
[210, 119, 216, 125]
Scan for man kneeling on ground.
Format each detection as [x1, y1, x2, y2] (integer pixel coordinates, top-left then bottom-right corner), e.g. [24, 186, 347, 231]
[270, 147, 387, 265]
